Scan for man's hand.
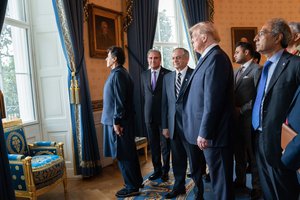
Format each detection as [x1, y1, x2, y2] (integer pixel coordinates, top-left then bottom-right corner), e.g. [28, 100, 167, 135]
[114, 124, 124, 136]
[162, 129, 170, 138]
[197, 136, 209, 150]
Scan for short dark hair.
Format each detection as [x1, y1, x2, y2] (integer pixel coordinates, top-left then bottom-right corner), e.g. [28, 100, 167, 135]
[253, 51, 261, 64]
[107, 46, 125, 65]
[235, 41, 255, 57]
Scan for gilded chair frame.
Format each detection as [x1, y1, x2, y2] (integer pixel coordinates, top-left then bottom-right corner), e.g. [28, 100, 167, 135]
[6, 128, 67, 200]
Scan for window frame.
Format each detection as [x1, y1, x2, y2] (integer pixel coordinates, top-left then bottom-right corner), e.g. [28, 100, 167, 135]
[153, 0, 196, 70]
[1, 0, 38, 125]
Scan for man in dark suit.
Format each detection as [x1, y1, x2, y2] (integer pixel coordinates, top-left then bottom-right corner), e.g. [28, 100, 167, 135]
[281, 87, 300, 170]
[183, 21, 234, 200]
[161, 48, 206, 199]
[101, 46, 143, 198]
[252, 18, 300, 199]
[233, 42, 262, 199]
[141, 49, 171, 181]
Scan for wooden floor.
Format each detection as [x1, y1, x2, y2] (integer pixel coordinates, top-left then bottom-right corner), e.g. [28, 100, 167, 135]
[17, 154, 152, 200]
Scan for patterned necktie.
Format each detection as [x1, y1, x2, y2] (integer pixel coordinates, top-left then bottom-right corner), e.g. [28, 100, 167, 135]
[252, 60, 273, 130]
[235, 66, 245, 83]
[151, 71, 157, 91]
[175, 72, 182, 98]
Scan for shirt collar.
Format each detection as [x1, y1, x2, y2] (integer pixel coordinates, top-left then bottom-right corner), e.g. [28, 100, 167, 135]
[242, 59, 253, 70]
[268, 49, 284, 64]
[201, 43, 218, 58]
[151, 66, 161, 74]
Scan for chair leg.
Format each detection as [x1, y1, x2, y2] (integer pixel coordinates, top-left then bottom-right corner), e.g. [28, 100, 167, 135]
[144, 146, 147, 161]
[30, 192, 37, 200]
[63, 177, 67, 193]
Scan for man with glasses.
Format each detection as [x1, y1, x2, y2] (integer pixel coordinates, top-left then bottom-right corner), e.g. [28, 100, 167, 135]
[252, 18, 300, 199]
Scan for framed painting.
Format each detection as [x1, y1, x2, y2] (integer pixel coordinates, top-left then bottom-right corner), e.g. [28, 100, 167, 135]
[231, 27, 257, 60]
[88, 4, 122, 58]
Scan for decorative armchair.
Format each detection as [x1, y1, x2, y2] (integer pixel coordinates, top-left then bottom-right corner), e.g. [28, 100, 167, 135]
[4, 125, 67, 200]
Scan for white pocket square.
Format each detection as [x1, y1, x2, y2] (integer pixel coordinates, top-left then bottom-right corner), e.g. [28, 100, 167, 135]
[243, 76, 249, 79]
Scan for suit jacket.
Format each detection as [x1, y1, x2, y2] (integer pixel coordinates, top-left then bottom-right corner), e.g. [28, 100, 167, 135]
[161, 67, 193, 139]
[257, 51, 300, 167]
[101, 65, 135, 159]
[234, 62, 260, 129]
[281, 87, 300, 170]
[183, 45, 235, 147]
[141, 67, 171, 124]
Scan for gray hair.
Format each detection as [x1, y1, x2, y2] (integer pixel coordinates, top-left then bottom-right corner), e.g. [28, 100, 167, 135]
[173, 47, 189, 58]
[289, 22, 300, 34]
[147, 49, 161, 58]
[268, 18, 292, 48]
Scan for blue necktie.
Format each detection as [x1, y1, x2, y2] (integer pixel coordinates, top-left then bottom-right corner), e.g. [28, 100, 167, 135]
[252, 60, 273, 130]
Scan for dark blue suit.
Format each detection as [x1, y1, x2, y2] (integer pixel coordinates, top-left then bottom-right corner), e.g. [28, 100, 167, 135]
[101, 65, 143, 190]
[162, 67, 206, 196]
[183, 45, 234, 200]
[281, 87, 300, 170]
[253, 51, 300, 199]
[141, 67, 171, 175]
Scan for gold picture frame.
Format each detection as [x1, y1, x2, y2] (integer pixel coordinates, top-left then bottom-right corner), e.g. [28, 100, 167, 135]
[88, 4, 122, 58]
[231, 27, 257, 60]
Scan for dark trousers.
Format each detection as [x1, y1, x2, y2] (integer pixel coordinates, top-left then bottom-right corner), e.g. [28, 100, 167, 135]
[204, 147, 234, 200]
[172, 125, 206, 197]
[234, 121, 261, 190]
[146, 123, 170, 174]
[118, 158, 143, 190]
[255, 132, 299, 200]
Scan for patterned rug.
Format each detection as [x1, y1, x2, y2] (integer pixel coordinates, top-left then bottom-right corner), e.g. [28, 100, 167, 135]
[121, 171, 254, 200]
[124, 171, 195, 200]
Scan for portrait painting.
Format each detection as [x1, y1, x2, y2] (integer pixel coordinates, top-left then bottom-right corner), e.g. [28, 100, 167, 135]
[88, 4, 122, 58]
[231, 27, 257, 60]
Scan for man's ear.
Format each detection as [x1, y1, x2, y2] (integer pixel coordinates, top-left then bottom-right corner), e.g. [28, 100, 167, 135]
[244, 49, 250, 56]
[274, 33, 283, 45]
[201, 34, 207, 43]
[294, 33, 300, 42]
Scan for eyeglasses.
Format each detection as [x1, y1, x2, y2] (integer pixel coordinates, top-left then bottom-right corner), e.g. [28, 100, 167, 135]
[257, 30, 274, 37]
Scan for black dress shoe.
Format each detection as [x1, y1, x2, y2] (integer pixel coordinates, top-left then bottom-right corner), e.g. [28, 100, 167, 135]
[148, 172, 162, 180]
[164, 189, 186, 199]
[115, 187, 140, 198]
[161, 173, 169, 182]
[165, 189, 186, 199]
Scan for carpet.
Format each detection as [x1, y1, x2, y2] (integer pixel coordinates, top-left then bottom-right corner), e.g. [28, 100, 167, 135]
[121, 172, 255, 200]
[125, 171, 195, 200]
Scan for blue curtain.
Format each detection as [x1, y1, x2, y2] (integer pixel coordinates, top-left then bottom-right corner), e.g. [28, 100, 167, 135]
[0, 1, 15, 199]
[52, 0, 101, 177]
[127, 0, 159, 136]
[180, 0, 212, 59]
[181, 0, 210, 27]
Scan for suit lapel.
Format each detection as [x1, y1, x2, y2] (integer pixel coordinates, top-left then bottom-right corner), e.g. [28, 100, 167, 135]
[170, 72, 176, 99]
[146, 70, 152, 91]
[234, 63, 255, 90]
[265, 52, 290, 95]
[186, 46, 220, 92]
[178, 67, 193, 100]
[155, 68, 165, 91]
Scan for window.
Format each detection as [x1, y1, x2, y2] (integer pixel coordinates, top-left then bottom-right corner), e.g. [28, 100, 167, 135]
[153, 0, 195, 70]
[0, 0, 36, 123]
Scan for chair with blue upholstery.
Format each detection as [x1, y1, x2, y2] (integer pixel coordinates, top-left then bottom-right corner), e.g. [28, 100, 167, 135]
[4, 125, 67, 200]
